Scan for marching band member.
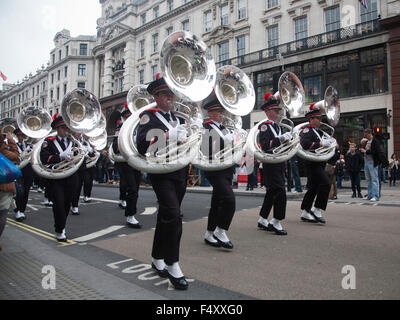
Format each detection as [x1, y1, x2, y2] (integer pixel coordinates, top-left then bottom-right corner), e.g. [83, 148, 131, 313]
[202, 92, 236, 249]
[14, 128, 34, 222]
[257, 93, 291, 235]
[115, 105, 131, 210]
[299, 105, 334, 224]
[136, 74, 189, 290]
[70, 132, 96, 215]
[112, 113, 142, 228]
[40, 114, 78, 242]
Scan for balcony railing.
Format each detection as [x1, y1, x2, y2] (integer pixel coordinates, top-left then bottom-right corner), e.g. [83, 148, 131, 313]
[217, 19, 382, 67]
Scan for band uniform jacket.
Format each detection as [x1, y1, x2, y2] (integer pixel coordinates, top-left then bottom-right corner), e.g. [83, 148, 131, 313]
[299, 124, 325, 167]
[258, 120, 282, 154]
[40, 136, 75, 168]
[136, 107, 187, 180]
[202, 120, 235, 178]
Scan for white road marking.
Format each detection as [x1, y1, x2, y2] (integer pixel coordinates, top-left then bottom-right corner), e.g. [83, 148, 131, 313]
[89, 197, 119, 204]
[140, 207, 157, 215]
[72, 225, 125, 242]
[27, 204, 39, 211]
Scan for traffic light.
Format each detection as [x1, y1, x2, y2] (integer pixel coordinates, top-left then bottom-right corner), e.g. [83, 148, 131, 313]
[374, 127, 381, 134]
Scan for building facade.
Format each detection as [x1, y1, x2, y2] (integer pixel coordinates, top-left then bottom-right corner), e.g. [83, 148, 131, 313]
[1, 0, 399, 156]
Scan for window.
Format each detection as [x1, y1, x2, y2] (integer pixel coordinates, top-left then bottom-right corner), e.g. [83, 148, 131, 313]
[141, 13, 146, 25]
[80, 44, 88, 56]
[152, 34, 158, 53]
[151, 65, 158, 80]
[59, 50, 62, 61]
[153, 6, 159, 19]
[167, 0, 174, 12]
[236, 35, 245, 56]
[119, 78, 124, 93]
[328, 71, 349, 98]
[64, 66, 68, 77]
[78, 64, 86, 76]
[361, 65, 385, 95]
[360, 0, 378, 23]
[51, 73, 54, 84]
[295, 17, 308, 40]
[56, 87, 60, 100]
[139, 40, 145, 58]
[139, 70, 144, 84]
[57, 70, 61, 81]
[42, 81, 46, 91]
[218, 41, 229, 62]
[182, 20, 190, 32]
[77, 82, 85, 88]
[32, 88, 35, 97]
[66, 46, 69, 57]
[166, 26, 173, 36]
[303, 76, 322, 104]
[267, 25, 279, 48]
[63, 84, 67, 95]
[52, 54, 55, 64]
[204, 11, 212, 32]
[325, 6, 340, 32]
[221, 4, 229, 25]
[238, 0, 246, 20]
[267, 0, 278, 8]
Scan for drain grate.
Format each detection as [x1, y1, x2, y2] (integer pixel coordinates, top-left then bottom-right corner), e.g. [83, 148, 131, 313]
[0, 252, 109, 300]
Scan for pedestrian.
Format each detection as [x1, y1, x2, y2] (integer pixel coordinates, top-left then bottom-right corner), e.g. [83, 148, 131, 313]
[345, 143, 363, 198]
[359, 128, 389, 201]
[0, 132, 20, 250]
[290, 155, 302, 193]
[389, 153, 399, 187]
[335, 153, 345, 189]
[326, 147, 340, 200]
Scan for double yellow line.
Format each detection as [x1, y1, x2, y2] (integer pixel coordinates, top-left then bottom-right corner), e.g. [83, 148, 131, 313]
[6, 218, 76, 247]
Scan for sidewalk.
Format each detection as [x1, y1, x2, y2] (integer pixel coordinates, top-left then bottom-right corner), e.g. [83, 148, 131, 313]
[94, 177, 400, 205]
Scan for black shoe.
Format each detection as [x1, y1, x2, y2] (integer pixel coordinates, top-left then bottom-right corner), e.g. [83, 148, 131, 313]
[358, 193, 363, 198]
[126, 221, 142, 229]
[301, 215, 318, 223]
[309, 211, 326, 224]
[267, 224, 287, 236]
[56, 237, 67, 243]
[152, 263, 168, 278]
[213, 235, 233, 249]
[352, 193, 356, 198]
[204, 238, 221, 247]
[257, 222, 269, 230]
[118, 204, 126, 209]
[167, 273, 189, 290]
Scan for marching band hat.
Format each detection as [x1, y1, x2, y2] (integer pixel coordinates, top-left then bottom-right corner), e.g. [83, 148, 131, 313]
[121, 102, 131, 118]
[147, 73, 173, 96]
[202, 91, 224, 112]
[51, 113, 66, 129]
[305, 104, 321, 119]
[261, 93, 280, 111]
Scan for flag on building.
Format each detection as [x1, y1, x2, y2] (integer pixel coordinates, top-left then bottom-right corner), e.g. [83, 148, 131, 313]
[0, 71, 7, 81]
[360, 0, 368, 9]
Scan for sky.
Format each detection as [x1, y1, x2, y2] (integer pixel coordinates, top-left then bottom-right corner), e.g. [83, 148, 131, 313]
[0, 0, 102, 89]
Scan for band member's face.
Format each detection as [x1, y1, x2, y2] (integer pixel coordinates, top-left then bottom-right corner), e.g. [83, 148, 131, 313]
[155, 90, 175, 112]
[208, 110, 224, 123]
[310, 117, 321, 127]
[265, 108, 280, 122]
[56, 125, 69, 138]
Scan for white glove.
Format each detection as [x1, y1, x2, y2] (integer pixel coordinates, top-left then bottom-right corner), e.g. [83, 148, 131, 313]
[59, 150, 72, 161]
[86, 145, 94, 153]
[278, 132, 292, 143]
[177, 126, 188, 143]
[191, 117, 203, 129]
[223, 132, 235, 142]
[321, 139, 332, 148]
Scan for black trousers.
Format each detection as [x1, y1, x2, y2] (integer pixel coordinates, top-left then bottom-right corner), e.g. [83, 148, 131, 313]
[71, 167, 95, 207]
[260, 163, 286, 221]
[205, 173, 236, 231]
[301, 164, 330, 211]
[118, 163, 141, 217]
[115, 162, 128, 201]
[15, 165, 34, 213]
[42, 178, 53, 202]
[150, 175, 186, 266]
[50, 174, 78, 233]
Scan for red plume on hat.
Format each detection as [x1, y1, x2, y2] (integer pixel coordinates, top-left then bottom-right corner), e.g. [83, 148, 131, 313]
[123, 102, 128, 109]
[155, 73, 162, 80]
[116, 120, 121, 125]
[52, 113, 60, 121]
[264, 93, 272, 101]
[309, 103, 315, 111]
